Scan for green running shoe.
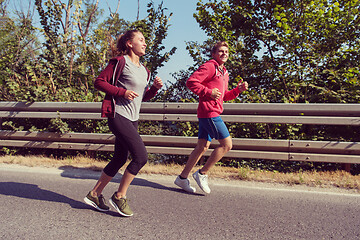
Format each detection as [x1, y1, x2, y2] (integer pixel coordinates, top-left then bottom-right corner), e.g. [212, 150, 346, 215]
[109, 192, 134, 217]
[84, 191, 110, 211]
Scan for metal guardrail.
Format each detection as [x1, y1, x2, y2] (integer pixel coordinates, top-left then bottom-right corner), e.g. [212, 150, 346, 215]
[1, 101, 360, 124]
[0, 102, 359, 166]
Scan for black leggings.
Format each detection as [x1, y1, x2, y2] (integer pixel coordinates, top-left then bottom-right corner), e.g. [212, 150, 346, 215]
[103, 113, 148, 177]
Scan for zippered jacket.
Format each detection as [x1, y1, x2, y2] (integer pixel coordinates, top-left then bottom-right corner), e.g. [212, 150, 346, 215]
[94, 55, 158, 118]
[186, 59, 241, 118]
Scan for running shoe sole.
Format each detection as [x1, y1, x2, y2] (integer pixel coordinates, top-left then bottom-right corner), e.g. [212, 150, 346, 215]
[84, 197, 109, 212]
[109, 198, 134, 217]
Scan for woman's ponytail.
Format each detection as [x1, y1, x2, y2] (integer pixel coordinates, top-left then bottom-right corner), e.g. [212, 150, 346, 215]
[110, 29, 140, 57]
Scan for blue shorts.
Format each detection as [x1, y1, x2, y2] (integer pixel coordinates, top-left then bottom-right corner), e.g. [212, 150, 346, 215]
[198, 116, 230, 142]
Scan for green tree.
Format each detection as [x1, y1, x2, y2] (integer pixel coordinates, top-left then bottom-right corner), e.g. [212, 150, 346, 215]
[1, 0, 176, 102]
[34, 0, 105, 102]
[162, 0, 360, 150]
[0, 1, 43, 101]
[272, 0, 360, 103]
[184, 0, 360, 104]
[132, 2, 176, 88]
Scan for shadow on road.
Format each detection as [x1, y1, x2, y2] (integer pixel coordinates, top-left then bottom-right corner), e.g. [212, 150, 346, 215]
[0, 181, 88, 209]
[58, 166, 200, 195]
[0, 181, 133, 217]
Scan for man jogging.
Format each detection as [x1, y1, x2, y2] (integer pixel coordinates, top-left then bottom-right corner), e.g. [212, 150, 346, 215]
[174, 41, 248, 194]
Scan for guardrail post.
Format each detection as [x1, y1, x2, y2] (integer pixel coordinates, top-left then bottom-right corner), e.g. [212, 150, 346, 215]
[342, 163, 351, 173]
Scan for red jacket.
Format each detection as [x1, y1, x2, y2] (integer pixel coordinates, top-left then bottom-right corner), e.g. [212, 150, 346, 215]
[94, 55, 158, 118]
[186, 59, 241, 118]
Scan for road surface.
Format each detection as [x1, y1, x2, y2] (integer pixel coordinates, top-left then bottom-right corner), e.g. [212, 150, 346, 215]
[0, 164, 359, 240]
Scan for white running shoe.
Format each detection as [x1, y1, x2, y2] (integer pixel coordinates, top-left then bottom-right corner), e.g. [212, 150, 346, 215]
[174, 176, 196, 193]
[193, 170, 211, 194]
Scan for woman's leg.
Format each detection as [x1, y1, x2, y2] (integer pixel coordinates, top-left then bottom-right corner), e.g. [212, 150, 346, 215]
[89, 115, 130, 197]
[105, 114, 148, 197]
[106, 115, 148, 216]
[90, 171, 113, 197]
[116, 169, 135, 198]
[116, 129, 148, 198]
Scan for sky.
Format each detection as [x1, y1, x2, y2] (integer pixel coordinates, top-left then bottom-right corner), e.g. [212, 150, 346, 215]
[98, 0, 208, 84]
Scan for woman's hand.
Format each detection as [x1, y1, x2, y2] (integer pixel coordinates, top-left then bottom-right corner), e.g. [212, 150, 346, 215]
[153, 76, 163, 89]
[124, 90, 139, 101]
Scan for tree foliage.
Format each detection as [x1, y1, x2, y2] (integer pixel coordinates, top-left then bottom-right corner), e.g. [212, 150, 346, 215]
[166, 0, 360, 104]
[0, 0, 176, 102]
[164, 0, 360, 135]
[0, 0, 42, 101]
[132, 2, 176, 85]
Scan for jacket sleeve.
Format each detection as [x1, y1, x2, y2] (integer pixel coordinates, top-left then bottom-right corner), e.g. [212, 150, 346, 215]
[143, 85, 159, 102]
[94, 59, 127, 97]
[186, 64, 214, 98]
[141, 67, 159, 101]
[223, 87, 241, 101]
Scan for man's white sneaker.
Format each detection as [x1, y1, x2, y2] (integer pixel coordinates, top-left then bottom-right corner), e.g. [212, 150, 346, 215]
[193, 170, 211, 194]
[174, 176, 196, 193]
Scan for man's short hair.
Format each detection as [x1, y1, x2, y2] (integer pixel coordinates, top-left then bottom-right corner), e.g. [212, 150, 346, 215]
[211, 41, 229, 55]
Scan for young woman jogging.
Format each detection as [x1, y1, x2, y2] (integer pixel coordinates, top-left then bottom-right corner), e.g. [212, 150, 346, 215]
[84, 29, 163, 217]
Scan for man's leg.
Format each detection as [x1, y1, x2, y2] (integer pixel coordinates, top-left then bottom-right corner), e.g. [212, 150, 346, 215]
[200, 136, 232, 174]
[192, 136, 232, 194]
[180, 138, 210, 179]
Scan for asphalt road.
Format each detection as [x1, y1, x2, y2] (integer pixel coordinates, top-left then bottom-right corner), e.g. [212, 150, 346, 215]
[0, 163, 359, 240]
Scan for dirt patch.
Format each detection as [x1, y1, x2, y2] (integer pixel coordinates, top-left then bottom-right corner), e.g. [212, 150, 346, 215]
[0, 155, 359, 192]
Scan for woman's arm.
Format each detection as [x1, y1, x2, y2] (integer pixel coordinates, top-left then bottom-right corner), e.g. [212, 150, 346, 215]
[143, 76, 163, 101]
[94, 59, 127, 97]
